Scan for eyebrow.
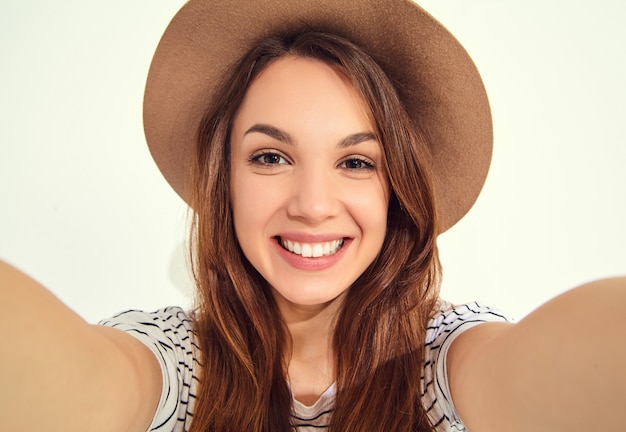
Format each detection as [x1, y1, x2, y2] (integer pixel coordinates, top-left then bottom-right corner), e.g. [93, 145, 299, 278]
[244, 123, 377, 149]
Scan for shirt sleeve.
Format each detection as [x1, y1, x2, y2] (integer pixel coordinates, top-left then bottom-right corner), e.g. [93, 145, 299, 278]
[421, 301, 511, 431]
[98, 306, 199, 432]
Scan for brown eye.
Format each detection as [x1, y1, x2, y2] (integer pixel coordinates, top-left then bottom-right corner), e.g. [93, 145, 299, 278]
[250, 151, 288, 166]
[340, 157, 375, 170]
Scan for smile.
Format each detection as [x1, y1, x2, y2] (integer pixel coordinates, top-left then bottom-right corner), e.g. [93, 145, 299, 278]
[278, 237, 345, 258]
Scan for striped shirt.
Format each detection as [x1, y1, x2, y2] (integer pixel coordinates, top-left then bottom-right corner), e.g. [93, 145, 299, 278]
[99, 301, 509, 431]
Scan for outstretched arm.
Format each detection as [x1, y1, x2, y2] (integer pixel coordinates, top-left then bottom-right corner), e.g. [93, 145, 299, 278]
[448, 277, 626, 432]
[0, 260, 161, 432]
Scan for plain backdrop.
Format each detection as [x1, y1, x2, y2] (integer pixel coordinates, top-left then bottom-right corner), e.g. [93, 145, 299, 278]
[1, 0, 624, 323]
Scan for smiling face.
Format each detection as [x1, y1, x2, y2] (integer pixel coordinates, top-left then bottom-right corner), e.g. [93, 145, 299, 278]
[230, 56, 389, 313]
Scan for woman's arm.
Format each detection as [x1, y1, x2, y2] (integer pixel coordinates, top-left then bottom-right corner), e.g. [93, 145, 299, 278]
[0, 260, 161, 432]
[448, 277, 626, 432]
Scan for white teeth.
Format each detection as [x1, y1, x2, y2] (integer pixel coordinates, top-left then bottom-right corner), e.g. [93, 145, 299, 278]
[281, 238, 344, 258]
[312, 244, 324, 257]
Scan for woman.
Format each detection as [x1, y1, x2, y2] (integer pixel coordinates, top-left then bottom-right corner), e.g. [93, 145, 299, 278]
[1, 1, 624, 431]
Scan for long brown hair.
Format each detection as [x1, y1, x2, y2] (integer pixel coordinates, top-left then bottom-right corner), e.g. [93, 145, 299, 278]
[188, 31, 441, 431]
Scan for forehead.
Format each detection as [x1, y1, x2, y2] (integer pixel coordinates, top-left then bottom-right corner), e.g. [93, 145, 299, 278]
[232, 56, 374, 134]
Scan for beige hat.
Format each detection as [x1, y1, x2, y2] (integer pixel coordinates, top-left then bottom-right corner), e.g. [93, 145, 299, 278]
[143, 0, 492, 232]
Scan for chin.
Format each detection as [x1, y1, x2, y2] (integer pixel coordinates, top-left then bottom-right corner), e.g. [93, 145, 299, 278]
[272, 285, 348, 310]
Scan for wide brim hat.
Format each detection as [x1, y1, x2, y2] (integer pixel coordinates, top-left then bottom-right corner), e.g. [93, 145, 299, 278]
[143, 0, 492, 233]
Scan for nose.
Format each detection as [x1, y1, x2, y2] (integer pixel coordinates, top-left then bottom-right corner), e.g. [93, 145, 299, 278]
[286, 166, 340, 224]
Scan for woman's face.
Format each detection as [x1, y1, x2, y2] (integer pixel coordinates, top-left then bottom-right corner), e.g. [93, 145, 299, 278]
[230, 56, 389, 313]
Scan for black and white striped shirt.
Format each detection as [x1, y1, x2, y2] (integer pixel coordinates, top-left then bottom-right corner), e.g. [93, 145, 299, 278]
[99, 301, 509, 431]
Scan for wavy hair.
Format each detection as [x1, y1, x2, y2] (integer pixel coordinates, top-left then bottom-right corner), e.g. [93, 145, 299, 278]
[188, 31, 441, 431]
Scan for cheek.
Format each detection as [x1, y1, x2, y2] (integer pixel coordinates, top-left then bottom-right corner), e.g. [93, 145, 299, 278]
[231, 174, 258, 243]
[230, 172, 284, 248]
[348, 182, 390, 238]
[362, 178, 389, 214]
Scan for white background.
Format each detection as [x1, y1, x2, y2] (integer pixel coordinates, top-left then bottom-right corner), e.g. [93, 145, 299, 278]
[1, 1, 624, 323]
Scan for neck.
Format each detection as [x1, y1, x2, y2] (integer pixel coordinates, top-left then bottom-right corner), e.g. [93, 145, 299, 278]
[276, 294, 345, 405]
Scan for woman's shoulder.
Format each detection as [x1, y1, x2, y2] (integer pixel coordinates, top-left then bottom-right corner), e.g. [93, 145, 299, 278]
[98, 306, 197, 356]
[421, 299, 511, 431]
[426, 300, 511, 345]
[99, 307, 199, 432]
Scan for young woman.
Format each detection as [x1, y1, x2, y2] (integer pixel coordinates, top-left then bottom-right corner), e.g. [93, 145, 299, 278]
[1, 1, 624, 431]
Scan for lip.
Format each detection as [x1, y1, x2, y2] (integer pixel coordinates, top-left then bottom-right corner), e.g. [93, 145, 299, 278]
[272, 235, 351, 271]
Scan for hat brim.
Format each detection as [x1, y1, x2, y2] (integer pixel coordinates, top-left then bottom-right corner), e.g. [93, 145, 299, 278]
[143, 0, 492, 232]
